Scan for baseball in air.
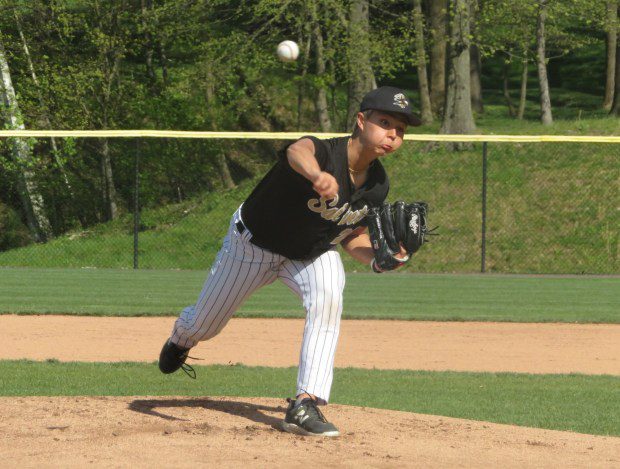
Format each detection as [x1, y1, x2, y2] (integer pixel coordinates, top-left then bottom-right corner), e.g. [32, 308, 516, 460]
[277, 40, 299, 62]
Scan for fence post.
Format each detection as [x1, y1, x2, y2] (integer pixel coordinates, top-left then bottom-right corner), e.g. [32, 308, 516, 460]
[133, 139, 140, 269]
[481, 142, 488, 273]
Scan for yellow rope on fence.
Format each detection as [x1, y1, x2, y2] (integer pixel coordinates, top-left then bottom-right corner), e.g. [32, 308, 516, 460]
[0, 130, 618, 143]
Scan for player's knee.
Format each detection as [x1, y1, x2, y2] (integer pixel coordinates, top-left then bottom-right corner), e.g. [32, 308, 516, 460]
[308, 290, 343, 317]
[326, 288, 344, 311]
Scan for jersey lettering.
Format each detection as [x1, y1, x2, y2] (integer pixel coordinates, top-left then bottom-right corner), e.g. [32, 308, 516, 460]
[308, 195, 369, 227]
[330, 228, 354, 245]
[337, 206, 368, 225]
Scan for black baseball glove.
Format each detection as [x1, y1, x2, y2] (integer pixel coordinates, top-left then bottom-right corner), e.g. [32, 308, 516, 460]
[366, 203, 408, 273]
[366, 201, 432, 273]
[393, 201, 429, 256]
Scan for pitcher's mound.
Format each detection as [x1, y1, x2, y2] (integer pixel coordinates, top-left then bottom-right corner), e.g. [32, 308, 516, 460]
[1, 396, 617, 467]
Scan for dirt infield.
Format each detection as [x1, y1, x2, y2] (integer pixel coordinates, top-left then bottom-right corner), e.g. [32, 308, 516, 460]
[1, 315, 619, 374]
[2, 315, 619, 467]
[1, 396, 618, 468]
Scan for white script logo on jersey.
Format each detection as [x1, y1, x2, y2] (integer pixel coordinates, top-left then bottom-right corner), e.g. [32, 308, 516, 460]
[308, 194, 369, 245]
[307, 194, 368, 226]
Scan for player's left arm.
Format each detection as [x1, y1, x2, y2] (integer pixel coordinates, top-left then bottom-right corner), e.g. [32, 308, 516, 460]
[340, 227, 374, 264]
[341, 227, 407, 265]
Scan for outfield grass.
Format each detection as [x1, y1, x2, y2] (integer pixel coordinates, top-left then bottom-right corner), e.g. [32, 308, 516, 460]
[0, 360, 617, 437]
[1, 267, 618, 322]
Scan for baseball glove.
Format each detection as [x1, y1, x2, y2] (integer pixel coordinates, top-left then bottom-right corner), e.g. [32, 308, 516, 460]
[366, 203, 409, 273]
[367, 201, 433, 273]
[393, 201, 429, 256]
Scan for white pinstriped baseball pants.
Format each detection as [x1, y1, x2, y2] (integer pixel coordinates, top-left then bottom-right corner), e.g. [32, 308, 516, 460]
[170, 206, 346, 404]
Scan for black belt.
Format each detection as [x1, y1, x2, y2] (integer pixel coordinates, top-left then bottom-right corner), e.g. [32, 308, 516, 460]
[235, 220, 246, 234]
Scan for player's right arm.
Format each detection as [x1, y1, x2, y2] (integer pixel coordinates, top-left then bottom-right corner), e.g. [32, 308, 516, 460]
[287, 138, 338, 199]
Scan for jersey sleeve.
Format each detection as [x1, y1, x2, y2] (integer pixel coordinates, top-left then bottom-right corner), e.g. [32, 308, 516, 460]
[301, 135, 330, 169]
[279, 135, 330, 171]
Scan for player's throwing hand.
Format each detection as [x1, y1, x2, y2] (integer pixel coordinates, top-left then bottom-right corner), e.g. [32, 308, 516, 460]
[311, 171, 339, 199]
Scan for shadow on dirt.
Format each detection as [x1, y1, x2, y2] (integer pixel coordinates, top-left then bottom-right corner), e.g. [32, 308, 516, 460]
[128, 398, 286, 430]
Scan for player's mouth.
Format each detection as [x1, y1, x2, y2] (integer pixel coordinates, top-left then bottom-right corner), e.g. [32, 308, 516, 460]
[380, 144, 393, 152]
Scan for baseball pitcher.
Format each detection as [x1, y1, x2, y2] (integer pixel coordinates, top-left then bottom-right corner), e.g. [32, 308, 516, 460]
[158, 86, 431, 437]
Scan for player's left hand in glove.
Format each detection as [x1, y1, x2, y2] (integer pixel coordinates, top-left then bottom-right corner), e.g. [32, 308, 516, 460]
[366, 203, 410, 273]
[392, 201, 431, 256]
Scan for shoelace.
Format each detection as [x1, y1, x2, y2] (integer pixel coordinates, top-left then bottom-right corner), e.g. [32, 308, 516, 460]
[181, 362, 196, 379]
[294, 398, 327, 423]
[307, 400, 328, 423]
[180, 351, 202, 379]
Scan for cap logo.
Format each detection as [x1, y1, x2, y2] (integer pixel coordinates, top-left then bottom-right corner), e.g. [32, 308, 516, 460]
[393, 93, 408, 109]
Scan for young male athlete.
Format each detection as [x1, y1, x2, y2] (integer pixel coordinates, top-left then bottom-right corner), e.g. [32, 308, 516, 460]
[158, 86, 421, 437]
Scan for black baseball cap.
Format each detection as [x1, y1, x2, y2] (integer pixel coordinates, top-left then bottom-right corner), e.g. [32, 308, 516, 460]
[359, 86, 421, 126]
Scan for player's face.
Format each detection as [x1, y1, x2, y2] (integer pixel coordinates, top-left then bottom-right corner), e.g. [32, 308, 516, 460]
[359, 111, 407, 156]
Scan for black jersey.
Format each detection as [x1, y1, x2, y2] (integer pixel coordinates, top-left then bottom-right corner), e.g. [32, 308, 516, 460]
[241, 136, 389, 260]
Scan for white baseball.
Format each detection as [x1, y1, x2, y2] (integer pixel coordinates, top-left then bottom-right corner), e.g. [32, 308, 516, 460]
[277, 40, 299, 62]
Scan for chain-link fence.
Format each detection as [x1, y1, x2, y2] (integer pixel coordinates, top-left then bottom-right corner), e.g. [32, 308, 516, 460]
[0, 134, 617, 274]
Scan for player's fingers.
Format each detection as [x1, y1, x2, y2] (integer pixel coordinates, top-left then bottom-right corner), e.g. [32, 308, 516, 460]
[325, 180, 339, 198]
[313, 173, 338, 198]
[319, 188, 337, 199]
[313, 180, 328, 193]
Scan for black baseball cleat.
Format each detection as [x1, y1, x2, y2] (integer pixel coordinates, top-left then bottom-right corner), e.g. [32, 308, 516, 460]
[281, 397, 340, 437]
[158, 339, 196, 378]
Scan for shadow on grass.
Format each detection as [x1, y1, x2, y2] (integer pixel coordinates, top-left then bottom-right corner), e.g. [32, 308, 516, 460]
[128, 397, 287, 430]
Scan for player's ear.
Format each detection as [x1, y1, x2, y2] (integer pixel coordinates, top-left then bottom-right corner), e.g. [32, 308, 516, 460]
[356, 111, 366, 132]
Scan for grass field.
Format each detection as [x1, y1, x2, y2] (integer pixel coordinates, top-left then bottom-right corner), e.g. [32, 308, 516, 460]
[1, 267, 618, 322]
[1, 360, 617, 437]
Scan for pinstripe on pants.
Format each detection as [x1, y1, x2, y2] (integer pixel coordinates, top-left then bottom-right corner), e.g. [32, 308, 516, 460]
[171, 207, 346, 404]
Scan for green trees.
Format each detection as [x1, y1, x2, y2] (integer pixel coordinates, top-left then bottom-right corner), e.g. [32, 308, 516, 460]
[0, 0, 616, 248]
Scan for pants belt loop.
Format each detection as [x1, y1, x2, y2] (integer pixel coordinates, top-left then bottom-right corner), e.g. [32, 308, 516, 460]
[235, 220, 246, 234]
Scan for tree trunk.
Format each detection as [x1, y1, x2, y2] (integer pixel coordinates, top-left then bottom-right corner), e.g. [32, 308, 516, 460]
[217, 152, 235, 189]
[470, 44, 483, 114]
[611, 6, 620, 115]
[413, 0, 433, 124]
[536, 0, 553, 125]
[328, 58, 338, 127]
[440, 0, 476, 142]
[94, 1, 122, 222]
[604, 1, 618, 110]
[14, 8, 80, 218]
[502, 61, 516, 117]
[141, 0, 157, 89]
[429, 0, 448, 116]
[297, 25, 312, 131]
[469, 0, 483, 114]
[517, 49, 529, 119]
[100, 137, 118, 221]
[0, 34, 52, 242]
[346, 0, 374, 130]
[312, 7, 332, 132]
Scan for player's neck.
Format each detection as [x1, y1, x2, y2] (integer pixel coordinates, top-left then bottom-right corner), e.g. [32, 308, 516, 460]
[347, 137, 374, 173]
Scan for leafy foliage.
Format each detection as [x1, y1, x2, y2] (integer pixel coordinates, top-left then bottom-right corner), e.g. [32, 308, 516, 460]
[0, 0, 616, 253]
